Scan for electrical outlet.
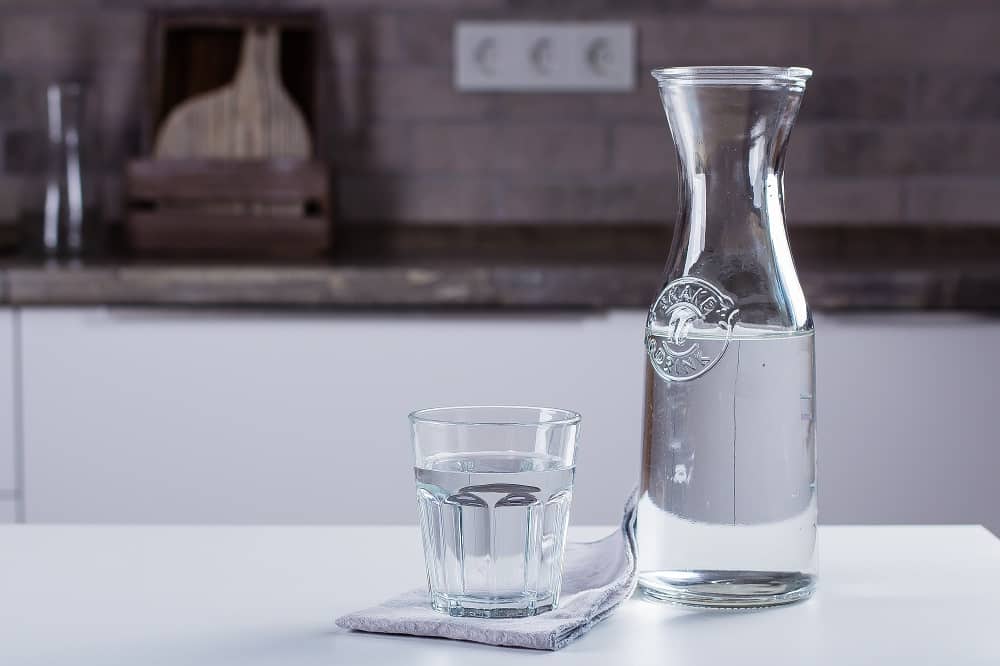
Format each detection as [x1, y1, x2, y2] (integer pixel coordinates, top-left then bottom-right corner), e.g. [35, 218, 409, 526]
[454, 21, 635, 92]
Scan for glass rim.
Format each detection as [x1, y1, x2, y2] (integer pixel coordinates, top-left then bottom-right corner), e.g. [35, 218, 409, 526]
[409, 405, 582, 428]
[651, 66, 812, 87]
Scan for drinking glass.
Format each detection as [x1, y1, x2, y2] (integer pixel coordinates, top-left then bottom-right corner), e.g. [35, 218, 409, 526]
[410, 406, 580, 618]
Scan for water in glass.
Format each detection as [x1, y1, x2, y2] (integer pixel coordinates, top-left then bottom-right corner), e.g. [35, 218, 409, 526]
[415, 451, 574, 618]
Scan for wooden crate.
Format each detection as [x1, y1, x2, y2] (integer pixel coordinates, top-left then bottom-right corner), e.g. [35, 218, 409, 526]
[126, 159, 330, 257]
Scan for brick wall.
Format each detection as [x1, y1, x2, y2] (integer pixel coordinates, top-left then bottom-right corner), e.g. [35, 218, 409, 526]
[0, 0, 998, 226]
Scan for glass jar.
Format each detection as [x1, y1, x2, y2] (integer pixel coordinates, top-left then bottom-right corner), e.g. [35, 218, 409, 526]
[44, 82, 94, 256]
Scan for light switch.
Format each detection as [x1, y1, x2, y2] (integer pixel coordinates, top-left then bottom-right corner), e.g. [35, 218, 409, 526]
[454, 21, 635, 92]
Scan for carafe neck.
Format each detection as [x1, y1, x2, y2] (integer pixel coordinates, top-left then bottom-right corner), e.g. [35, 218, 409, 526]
[654, 67, 811, 329]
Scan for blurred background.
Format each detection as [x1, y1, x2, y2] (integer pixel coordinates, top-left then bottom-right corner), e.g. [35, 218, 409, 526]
[0, 0, 996, 532]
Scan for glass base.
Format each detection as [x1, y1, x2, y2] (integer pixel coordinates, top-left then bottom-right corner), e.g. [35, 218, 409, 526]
[430, 592, 554, 618]
[638, 570, 815, 609]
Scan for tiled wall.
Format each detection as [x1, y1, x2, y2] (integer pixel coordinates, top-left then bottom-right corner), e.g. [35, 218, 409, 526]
[0, 0, 998, 226]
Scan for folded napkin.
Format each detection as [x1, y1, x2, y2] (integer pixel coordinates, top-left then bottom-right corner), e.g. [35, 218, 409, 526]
[336, 493, 637, 651]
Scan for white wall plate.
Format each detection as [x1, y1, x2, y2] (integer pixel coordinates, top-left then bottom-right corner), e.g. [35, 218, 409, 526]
[455, 21, 635, 92]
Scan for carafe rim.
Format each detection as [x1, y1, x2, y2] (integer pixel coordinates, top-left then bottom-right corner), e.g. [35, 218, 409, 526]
[651, 66, 812, 89]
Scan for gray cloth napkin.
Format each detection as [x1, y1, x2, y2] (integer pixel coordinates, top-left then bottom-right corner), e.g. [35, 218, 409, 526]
[336, 493, 637, 651]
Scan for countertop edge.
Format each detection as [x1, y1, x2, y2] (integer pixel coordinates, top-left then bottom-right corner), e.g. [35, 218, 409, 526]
[3, 262, 1000, 310]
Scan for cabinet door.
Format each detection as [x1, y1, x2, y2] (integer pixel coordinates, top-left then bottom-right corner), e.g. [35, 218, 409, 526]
[0, 499, 14, 522]
[814, 313, 1000, 532]
[0, 308, 16, 499]
[21, 308, 646, 524]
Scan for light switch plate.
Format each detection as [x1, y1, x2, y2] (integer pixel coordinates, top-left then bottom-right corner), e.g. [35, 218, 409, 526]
[455, 21, 635, 92]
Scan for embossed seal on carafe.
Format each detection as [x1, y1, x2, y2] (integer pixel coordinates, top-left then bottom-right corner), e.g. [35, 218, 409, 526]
[645, 276, 738, 382]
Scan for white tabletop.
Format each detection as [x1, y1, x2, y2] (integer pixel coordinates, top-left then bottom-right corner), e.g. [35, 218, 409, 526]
[1, 524, 999, 665]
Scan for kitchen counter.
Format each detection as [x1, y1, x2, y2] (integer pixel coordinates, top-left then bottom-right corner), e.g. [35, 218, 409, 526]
[2, 224, 998, 309]
[1, 524, 998, 665]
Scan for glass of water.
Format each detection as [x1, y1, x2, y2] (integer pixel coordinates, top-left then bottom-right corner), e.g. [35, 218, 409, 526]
[410, 406, 580, 618]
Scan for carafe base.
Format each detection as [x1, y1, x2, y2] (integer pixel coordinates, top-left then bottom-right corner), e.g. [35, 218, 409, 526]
[638, 570, 815, 608]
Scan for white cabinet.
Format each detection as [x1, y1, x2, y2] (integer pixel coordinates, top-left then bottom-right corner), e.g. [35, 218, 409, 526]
[20, 308, 646, 524]
[17, 307, 1000, 532]
[0, 308, 16, 502]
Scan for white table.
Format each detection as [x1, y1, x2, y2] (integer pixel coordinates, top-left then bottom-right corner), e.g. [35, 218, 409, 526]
[1, 525, 998, 665]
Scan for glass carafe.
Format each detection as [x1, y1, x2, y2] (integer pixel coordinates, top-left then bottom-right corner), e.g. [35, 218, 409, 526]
[638, 66, 816, 608]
